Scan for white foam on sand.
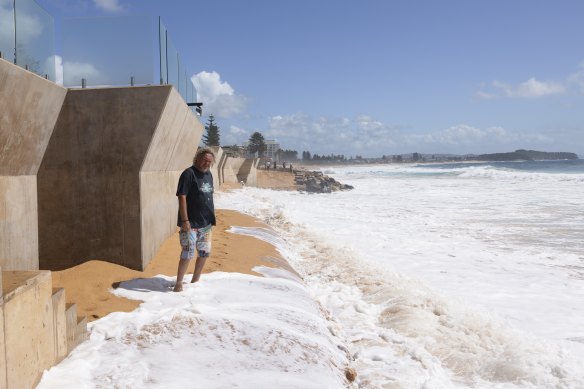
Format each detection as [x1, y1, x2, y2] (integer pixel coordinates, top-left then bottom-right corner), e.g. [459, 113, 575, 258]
[36, 271, 351, 389]
[215, 180, 584, 388]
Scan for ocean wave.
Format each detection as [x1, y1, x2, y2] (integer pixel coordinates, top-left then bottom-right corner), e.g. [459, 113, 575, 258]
[218, 190, 584, 388]
[335, 165, 584, 183]
[456, 166, 584, 182]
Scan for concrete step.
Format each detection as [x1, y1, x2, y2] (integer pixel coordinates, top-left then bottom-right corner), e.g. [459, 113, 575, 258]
[65, 303, 88, 353]
[65, 303, 78, 353]
[51, 288, 68, 362]
[1, 271, 89, 388]
[1, 271, 55, 389]
[76, 316, 89, 344]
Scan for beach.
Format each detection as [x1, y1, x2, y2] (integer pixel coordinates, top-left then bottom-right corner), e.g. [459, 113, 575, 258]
[38, 170, 355, 388]
[50, 208, 291, 322]
[38, 163, 584, 388]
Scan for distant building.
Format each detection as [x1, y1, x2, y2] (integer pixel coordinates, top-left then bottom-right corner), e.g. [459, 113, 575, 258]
[240, 139, 280, 160]
[265, 140, 280, 161]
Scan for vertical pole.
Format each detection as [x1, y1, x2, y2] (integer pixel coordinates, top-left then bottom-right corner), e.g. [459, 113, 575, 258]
[130, 76, 134, 86]
[158, 17, 163, 84]
[13, 0, 17, 64]
[165, 30, 168, 85]
[82, 78, 86, 88]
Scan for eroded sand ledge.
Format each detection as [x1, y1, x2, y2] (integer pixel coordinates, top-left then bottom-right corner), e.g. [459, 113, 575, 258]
[51, 209, 290, 322]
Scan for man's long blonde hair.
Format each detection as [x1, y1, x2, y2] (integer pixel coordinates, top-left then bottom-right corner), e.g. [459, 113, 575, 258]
[193, 147, 216, 165]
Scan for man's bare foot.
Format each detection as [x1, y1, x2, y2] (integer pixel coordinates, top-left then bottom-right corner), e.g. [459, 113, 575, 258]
[173, 284, 183, 292]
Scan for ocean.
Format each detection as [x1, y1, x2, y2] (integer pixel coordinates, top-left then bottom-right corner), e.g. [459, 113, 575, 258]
[217, 160, 584, 388]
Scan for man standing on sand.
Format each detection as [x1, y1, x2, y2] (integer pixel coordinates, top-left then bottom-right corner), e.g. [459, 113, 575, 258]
[173, 148, 216, 292]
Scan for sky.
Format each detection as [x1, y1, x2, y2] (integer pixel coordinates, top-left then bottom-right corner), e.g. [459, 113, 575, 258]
[31, 0, 584, 157]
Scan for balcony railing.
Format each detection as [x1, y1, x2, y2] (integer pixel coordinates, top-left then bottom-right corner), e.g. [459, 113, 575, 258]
[1, 1, 198, 107]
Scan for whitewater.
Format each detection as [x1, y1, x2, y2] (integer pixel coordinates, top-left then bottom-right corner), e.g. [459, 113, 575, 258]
[216, 160, 584, 388]
[37, 160, 584, 388]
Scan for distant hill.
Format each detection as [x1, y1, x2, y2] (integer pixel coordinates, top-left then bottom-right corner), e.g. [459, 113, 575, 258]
[475, 149, 578, 161]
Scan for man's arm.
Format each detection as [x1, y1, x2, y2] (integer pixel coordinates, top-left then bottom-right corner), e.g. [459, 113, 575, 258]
[178, 195, 190, 231]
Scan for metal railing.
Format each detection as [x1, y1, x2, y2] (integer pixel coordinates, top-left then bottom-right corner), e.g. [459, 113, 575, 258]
[1, 1, 199, 108]
[0, 0, 55, 81]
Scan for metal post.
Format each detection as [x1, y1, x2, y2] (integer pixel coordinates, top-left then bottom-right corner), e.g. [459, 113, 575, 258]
[82, 78, 86, 88]
[13, 0, 17, 64]
[130, 76, 134, 86]
[165, 30, 168, 85]
[158, 16, 163, 85]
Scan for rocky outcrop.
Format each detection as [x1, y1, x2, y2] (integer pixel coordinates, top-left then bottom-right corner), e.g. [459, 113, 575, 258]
[294, 170, 354, 193]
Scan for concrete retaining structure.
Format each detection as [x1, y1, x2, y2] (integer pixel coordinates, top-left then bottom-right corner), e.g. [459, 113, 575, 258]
[1, 271, 87, 389]
[0, 58, 67, 271]
[0, 266, 5, 389]
[236, 158, 260, 186]
[200, 146, 258, 188]
[38, 85, 202, 271]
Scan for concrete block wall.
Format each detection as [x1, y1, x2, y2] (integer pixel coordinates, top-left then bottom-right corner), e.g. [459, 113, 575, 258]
[194, 146, 258, 188]
[139, 87, 203, 268]
[209, 151, 259, 187]
[0, 58, 67, 271]
[37, 85, 203, 271]
[236, 158, 260, 186]
[2, 271, 54, 389]
[208, 146, 222, 185]
[51, 288, 67, 362]
[0, 266, 6, 389]
[1, 271, 87, 389]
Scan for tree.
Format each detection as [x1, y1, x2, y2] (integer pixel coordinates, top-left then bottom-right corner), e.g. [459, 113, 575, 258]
[277, 149, 298, 162]
[202, 115, 220, 146]
[247, 132, 266, 157]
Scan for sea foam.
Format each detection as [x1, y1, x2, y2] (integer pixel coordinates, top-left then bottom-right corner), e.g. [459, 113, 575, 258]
[217, 162, 584, 387]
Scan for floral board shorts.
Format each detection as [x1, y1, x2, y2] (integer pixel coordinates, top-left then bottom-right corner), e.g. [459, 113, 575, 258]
[179, 224, 212, 260]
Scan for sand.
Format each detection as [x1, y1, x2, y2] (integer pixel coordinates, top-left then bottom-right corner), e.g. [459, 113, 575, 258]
[51, 209, 292, 321]
[51, 170, 298, 321]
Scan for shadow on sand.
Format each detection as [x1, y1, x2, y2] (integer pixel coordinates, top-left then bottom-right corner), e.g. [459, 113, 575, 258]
[112, 276, 175, 293]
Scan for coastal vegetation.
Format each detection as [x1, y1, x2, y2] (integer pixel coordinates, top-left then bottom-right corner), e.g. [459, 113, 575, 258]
[247, 131, 267, 156]
[202, 114, 220, 146]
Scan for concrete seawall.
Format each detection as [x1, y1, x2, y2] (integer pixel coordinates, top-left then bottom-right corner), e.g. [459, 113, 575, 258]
[0, 58, 67, 271]
[1, 56, 257, 272]
[37, 86, 203, 271]
[208, 146, 258, 187]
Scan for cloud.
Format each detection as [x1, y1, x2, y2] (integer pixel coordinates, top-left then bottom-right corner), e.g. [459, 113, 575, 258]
[493, 78, 565, 98]
[54, 55, 63, 85]
[478, 77, 566, 99]
[0, 4, 44, 45]
[219, 125, 248, 145]
[260, 113, 560, 156]
[192, 71, 247, 118]
[266, 113, 400, 155]
[568, 62, 584, 94]
[404, 124, 554, 151]
[93, 0, 123, 13]
[62, 61, 101, 86]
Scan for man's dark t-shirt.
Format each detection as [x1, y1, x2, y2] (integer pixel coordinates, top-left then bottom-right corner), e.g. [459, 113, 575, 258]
[176, 166, 216, 229]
